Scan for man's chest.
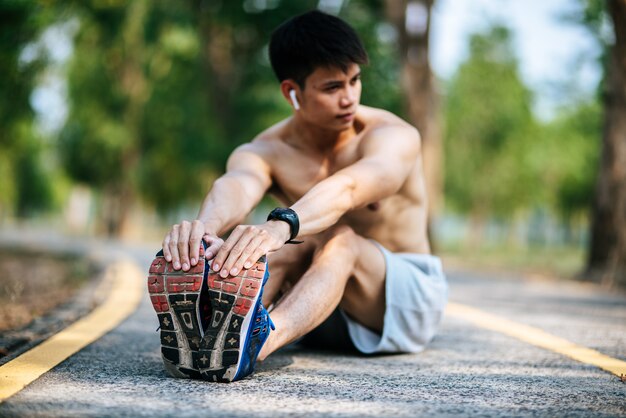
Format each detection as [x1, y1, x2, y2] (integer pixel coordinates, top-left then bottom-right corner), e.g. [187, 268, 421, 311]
[269, 147, 359, 203]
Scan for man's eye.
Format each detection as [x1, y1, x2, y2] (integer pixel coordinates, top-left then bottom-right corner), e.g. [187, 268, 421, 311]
[326, 86, 339, 92]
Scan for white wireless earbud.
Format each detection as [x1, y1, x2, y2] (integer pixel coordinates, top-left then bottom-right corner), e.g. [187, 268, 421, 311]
[289, 89, 300, 110]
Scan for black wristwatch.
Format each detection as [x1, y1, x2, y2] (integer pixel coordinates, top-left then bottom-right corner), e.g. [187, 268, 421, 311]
[267, 207, 303, 244]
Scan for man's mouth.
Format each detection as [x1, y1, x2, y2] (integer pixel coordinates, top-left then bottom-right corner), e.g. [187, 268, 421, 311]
[336, 112, 355, 121]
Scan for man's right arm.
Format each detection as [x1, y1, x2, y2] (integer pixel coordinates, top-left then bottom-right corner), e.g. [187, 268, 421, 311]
[162, 144, 272, 271]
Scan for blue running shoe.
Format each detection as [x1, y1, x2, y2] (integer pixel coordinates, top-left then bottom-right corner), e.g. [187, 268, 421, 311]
[198, 255, 274, 382]
[232, 292, 275, 381]
[148, 244, 274, 382]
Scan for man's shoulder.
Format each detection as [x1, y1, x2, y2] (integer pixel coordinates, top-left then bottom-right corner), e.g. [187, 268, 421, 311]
[233, 119, 289, 157]
[359, 106, 418, 136]
[359, 105, 409, 125]
[359, 106, 420, 146]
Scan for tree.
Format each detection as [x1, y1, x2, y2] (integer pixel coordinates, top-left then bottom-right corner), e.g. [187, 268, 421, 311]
[443, 25, 537, 243]
[384, 0, 442, 240]
[0, 1, 55, 220]
[536, 101, 601, 225]
[59, 1, 223, 235]
[587, 0, 626, 287]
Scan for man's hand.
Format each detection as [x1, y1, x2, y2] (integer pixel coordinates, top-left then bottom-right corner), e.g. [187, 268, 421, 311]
[162, 220, 223, 271]
[211, 221, 290, 278]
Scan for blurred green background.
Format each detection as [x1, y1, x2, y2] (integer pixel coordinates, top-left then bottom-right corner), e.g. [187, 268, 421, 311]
[0, 0, 620, 285]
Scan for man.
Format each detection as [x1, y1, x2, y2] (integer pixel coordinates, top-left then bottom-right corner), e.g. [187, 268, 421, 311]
[147, 10, 447, 383]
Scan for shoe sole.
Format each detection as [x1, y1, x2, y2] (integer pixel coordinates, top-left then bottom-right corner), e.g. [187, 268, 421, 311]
[148, 250, 267, 382]
[198, 256, 267, 382]
[148, 248, 206, 379]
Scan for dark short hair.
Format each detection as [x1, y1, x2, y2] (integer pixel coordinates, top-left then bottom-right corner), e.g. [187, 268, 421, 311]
[269, 10, 369, 88]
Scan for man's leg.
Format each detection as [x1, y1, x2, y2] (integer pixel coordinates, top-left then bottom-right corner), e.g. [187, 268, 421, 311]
[258, 225, 386, 360]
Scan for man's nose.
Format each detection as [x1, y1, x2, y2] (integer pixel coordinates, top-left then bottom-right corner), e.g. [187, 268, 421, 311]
[340, 88, 356, 107]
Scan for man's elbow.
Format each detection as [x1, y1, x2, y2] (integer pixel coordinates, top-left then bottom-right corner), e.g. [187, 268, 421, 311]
[340, 174, 360, 212]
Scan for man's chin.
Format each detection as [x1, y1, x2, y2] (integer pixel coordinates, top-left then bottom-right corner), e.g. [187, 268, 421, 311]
[304, 116, 354, 132]
[331, 117, 355, 130]
[337, 121, 356, 132]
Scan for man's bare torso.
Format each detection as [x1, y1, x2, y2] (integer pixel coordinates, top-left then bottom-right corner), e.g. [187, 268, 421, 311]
[249, 105, 430, 254]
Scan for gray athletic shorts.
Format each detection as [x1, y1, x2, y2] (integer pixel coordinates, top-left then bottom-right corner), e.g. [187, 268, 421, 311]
[300, 243, 448, 354]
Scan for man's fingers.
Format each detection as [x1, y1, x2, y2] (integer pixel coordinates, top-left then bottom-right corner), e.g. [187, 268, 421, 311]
[237, 235, 265, 272]
[220, 229, 255, 278]
[162, 235, 172, 262]
[168, 224, 181, 269]
[247, 247, 268, 270]
[244, 232, 271, 269]
[188, 220, 204, 266]
[212, 226, 245, 274]
[204, 236, 223, 262]
[178, 221, 194, 271]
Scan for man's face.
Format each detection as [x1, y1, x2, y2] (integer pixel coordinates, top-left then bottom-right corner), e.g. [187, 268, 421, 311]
[298, 63, 362, 130]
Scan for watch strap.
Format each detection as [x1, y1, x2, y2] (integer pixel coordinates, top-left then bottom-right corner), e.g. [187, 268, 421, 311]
[267, 207, 303, 244]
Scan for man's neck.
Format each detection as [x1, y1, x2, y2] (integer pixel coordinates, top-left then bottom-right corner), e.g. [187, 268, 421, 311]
[289, 116, 357, 155]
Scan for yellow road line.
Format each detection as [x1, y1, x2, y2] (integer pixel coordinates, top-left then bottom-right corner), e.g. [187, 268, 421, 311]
[0, 261, 144, 403]
[447, 302, 626, 378]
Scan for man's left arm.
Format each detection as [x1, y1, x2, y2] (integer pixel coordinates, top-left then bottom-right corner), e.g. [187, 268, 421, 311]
[292, 125, 420, 235]
[212, 125, 420, 277]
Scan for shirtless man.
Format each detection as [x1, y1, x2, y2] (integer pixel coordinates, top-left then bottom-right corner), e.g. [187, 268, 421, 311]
[147, 10, 447, 383]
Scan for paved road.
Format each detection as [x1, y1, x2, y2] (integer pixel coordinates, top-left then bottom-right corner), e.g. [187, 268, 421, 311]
[1, 231, 625, 417]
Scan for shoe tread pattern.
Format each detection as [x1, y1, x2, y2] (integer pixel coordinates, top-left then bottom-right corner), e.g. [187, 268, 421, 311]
[148, 246, 206, 378]
[198, 258, 267, 382]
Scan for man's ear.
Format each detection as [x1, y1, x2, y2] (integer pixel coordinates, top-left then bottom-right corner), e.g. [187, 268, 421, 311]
[280, 80, 300, 110]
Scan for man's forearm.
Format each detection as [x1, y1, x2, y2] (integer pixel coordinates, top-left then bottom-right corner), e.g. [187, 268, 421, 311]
[290, 156, 406, 238]
[290, 173, 355, 237]
[197, 176, 260, 236]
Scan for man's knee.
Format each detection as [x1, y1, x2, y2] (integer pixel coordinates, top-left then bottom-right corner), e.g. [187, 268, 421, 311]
[313, 225, 359, 265]
[318, 224, 357, 244]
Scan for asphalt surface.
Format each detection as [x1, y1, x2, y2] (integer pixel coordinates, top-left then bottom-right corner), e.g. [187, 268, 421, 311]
[0, 230, 625, 417]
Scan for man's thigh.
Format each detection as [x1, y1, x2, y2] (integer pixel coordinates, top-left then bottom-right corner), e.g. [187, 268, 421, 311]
[266, 226, 387, 332]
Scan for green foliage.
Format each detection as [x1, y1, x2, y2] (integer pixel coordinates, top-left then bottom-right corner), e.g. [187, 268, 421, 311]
[59, 1, 217, 215]
[444, 21, 602, 223]
[0, 153, 17, 218]
[444, 25, 537, 217]
[533, 0, 604, 221]
[572, 0, 610, 41]
[0, 1, 56, 218]
[342, 0, 403, 116]
[564, 0, 611, 99]
[0, 2, 40, 140]
[537, 100, 601, 219]
[139, 40, 220, 212]
[14, 126, 55, 216]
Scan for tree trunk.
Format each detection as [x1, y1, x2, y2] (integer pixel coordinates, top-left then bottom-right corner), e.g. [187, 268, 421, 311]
[587, 0, 626, 288]
[107, 0, 149, 238]
[384, 0, 443, 248]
